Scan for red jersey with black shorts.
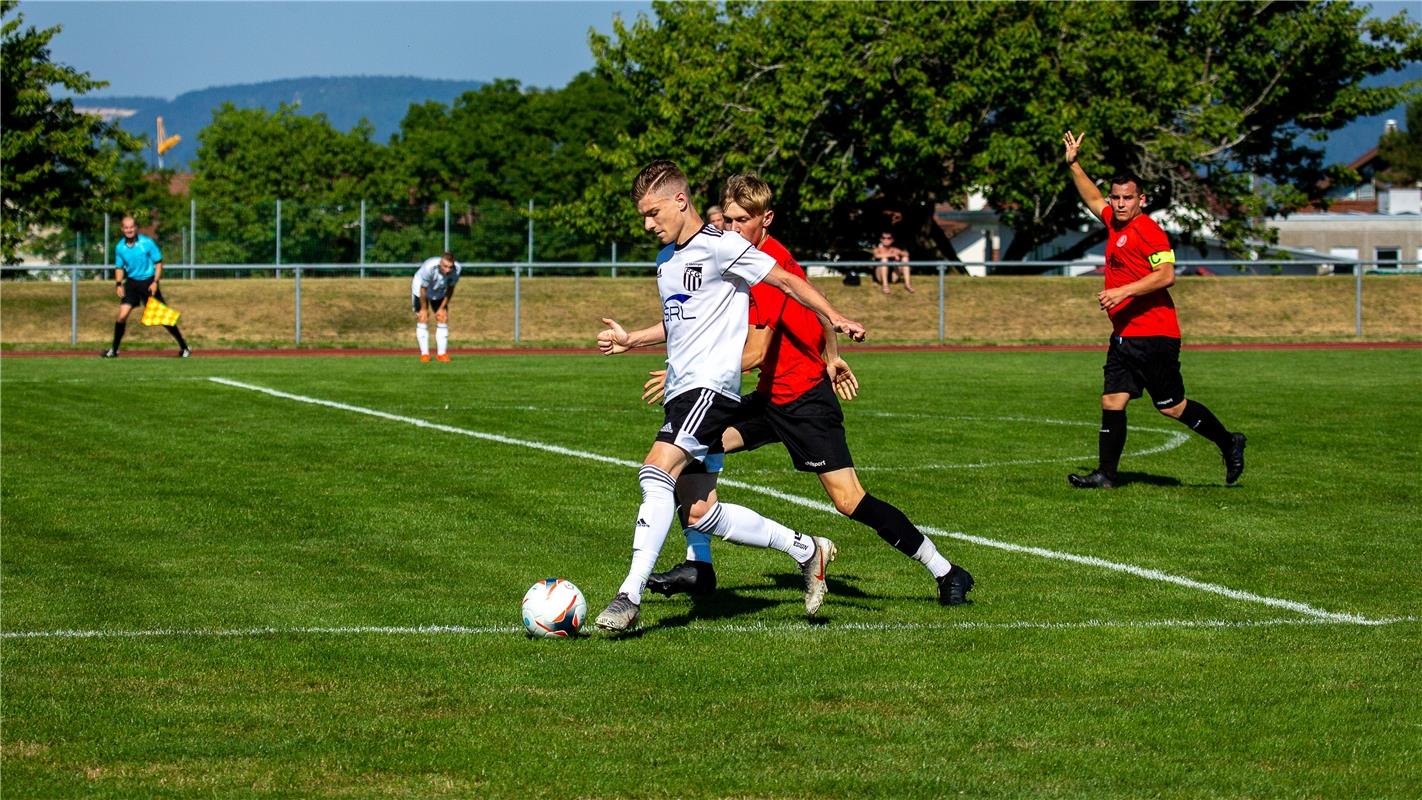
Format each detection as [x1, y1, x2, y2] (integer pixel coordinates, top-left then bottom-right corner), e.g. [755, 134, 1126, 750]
[735, 235, 854, 473]
[1099, 207, 1180, 339]
[747, 236, 827, 404]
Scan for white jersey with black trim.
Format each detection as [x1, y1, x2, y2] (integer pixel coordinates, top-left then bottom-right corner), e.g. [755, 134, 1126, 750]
[411, 257, 462, 298]
[658, 225, 776, 402]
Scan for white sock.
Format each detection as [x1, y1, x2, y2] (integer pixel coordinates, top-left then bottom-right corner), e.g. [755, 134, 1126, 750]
[415, 323, 429, 356]
[913, 537, 952, 579]
[694, 502, 814, 565]
[436, 323, 448, 356]
[684, 529, 714, 563]
[617, 465, 678, 604]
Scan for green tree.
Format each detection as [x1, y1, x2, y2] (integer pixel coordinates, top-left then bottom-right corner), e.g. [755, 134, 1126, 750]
[188, 103, 387, 263]
[573, 1, 1422, 262]
[1377, 94, 1422, 185]
[1, 0, 141, 264]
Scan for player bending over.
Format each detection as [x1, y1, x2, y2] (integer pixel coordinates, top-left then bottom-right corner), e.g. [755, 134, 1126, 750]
[411, 251, 461, 362]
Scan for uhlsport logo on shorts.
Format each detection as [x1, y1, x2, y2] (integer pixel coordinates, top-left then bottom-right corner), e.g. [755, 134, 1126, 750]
[683, 264, 703, 292]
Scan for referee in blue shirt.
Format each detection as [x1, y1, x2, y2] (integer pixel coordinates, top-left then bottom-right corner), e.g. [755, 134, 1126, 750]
[104, 215, 190, 358]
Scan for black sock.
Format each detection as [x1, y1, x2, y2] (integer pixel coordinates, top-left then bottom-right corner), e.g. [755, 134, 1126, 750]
[1177, 400, 1233, 450]
[1099, 409, 1127, 477]
[112, 321, 126, 350]
[165, 325, 188, 349]
[848, 493, 924, 558]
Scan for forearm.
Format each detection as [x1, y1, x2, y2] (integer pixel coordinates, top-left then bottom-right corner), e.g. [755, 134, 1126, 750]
[1068, 162, 1103, 208]
[1123, 266, 1175, 296]
[624, 322, 667, 348]
[152, 263, 163, 282]
[821, 318, 840, 362]
[771, 273, 845, 328]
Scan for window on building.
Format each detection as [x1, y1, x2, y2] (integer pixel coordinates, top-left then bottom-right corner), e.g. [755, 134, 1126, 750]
[1375, 247, 1400, 267]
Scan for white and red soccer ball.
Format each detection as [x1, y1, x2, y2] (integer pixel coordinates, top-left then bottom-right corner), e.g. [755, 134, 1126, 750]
[520, 578, 586, 638]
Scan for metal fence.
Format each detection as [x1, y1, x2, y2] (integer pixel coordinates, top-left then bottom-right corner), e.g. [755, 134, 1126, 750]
[4, 259, 1417, 347]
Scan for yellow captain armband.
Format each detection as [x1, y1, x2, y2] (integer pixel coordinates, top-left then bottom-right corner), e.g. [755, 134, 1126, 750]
[1147, 250, 1176, 268]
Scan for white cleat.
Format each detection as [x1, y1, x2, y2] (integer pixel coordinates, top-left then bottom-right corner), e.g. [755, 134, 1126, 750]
[800, 536, 837, 617]
[594, 592, 641, 633]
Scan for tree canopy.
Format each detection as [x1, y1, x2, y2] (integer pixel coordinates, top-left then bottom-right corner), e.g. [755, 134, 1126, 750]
[1, 0, 140, 264]
[567, 0, 1422, 261]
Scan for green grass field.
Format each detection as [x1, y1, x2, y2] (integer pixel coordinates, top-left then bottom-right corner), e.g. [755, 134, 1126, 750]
[3, 349, 1419, 798]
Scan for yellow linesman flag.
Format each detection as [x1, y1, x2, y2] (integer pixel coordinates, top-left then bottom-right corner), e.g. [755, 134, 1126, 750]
[141, 296, 181, 326]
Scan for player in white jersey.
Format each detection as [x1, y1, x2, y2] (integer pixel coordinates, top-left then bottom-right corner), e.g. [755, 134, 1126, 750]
[410, 251, 462, 362]
[592, 160, 866, 633]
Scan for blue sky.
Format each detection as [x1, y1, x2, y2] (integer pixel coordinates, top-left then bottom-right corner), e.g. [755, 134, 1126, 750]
[15, 1, 1419, 99]
[18, 1, 654, 98]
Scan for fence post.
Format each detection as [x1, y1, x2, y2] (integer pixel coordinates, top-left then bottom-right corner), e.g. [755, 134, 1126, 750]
[275, 199, 282, 279]
[190, 199, 196, 271]
[526, 199, 534, 278]
[611, 242, 618, 278]
[1355, 260, 1364, 337]
[444, 200, 450, 253]
[938, 264, 947, 342]
[359, 199, 366, 278]
[514, 264, 522, 343]
[295, 264, 303, 346]
[70, 265, 78, 346]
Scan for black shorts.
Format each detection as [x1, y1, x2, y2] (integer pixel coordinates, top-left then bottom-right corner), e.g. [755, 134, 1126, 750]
[120, 278, 165, 309]
[732, 380, 855, 474]
[655, 388, 739, 473]
[1103, 335, 1186, 409]
[412, 295, 451, 314]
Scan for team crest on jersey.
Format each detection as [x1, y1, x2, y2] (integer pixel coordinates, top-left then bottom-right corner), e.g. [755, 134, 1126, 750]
[683, 264, 703, 292]
[1116, 234, 1128, 248]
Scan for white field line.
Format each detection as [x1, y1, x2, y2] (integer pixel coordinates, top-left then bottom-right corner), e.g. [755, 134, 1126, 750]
[207, 378, 1377, 625]
[4, 615, 1417, 641]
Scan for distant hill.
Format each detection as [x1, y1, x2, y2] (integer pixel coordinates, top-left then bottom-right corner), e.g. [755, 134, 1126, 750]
[75, 76, 485, 168]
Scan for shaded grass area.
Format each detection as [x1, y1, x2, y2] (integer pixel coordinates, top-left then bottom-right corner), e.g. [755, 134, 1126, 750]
[2, 274, 1419, 350]
[2, 351, 1420, 797]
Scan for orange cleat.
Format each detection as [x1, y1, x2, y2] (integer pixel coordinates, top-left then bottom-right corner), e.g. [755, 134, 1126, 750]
[419, 354, 431, 363]
[436, 354, 451, 363]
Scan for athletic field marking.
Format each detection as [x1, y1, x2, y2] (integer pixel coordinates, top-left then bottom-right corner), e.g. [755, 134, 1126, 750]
[208, 378, 1376, 625]
[4, 615, 1415, 641]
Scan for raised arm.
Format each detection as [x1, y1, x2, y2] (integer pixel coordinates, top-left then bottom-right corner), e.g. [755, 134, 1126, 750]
[760, 266, 865, 342]
[1063, 130, 1107, 219]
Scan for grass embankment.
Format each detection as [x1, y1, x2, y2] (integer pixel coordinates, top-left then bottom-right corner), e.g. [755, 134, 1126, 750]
[2, 274, 1418, 351]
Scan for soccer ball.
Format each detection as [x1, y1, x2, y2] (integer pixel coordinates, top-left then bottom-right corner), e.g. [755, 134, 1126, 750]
[520, 578, 587, 638]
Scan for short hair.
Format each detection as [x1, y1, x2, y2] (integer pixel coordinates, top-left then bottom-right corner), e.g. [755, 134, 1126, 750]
[441, 251, 455, 262]
[706, 204, 724, 216]
[631, 160, 688, 202]
[722, 173, 773, 217]
[1108, 172, 1147, 195]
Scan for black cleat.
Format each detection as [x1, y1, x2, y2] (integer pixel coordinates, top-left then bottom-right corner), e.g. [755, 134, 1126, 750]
[178, 346, 192, 358]
[100, 348, 119, 358]
[1067, 469, 1116, 489]
[936, 564, 975, 606]
[1224, 432, 1246, 485]
[646, 560, 717, 597]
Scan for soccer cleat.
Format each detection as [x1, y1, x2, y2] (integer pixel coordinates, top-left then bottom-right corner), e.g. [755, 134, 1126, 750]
[800, 536, 837, 617]
[1224, 433, 1247, 485]
[1067, 469, 1116, 489]
[594, 592, 641, 633]
[436, 354, 451, 363]
[419, 354, 431, 363]
[177, 347, 192, 358]
[647, 560, 717, 597]
[100, 348, 119, 358]
[936, 563, 975, 606]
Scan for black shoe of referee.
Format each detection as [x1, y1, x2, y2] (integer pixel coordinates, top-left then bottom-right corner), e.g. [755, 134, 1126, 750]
[1067, 469, 1116, 489]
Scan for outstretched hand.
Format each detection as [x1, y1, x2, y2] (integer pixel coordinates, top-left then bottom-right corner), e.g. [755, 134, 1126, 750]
[835, 317, 867, 343]
[597, 317, 630, 355]
[1063, 130, 1084, 164]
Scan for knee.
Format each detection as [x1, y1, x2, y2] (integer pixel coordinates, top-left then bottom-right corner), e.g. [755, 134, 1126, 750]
[683, 499, 714, 528]
[1158, 400, 1187, 419]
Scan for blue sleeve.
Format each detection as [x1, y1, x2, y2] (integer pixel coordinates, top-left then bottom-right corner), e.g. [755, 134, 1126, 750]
[145, 237, 163, 263]
[655, 244, 675, 267]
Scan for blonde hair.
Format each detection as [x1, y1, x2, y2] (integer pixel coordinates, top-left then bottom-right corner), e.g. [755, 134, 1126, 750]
[722, 173, 772, 217]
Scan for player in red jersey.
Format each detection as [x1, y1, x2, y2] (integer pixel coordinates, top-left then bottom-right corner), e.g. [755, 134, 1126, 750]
[645, 173, 973, 606]
[1062, 131, 1246, 489]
